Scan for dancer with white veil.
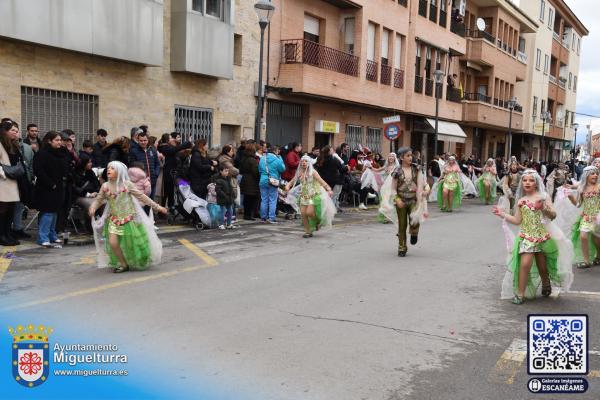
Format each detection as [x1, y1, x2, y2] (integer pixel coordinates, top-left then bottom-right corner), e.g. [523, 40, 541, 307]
[477, 158, 498, 205]
[492, 169, 573, 304]
[373, 153, 400, 223]
[379, 147, 429, 257]
[566, 166, 600, 268]
[89, 161, 167, 273]
[285, 155, 336, 238]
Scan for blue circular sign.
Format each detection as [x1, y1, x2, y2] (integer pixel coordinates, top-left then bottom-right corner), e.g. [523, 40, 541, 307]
[385, 123, 400, 141]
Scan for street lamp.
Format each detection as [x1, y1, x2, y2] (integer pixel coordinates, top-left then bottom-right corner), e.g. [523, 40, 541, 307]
[507, 97, 518, 159]
[541, 110, 552, 162]
[572, 122, 579, 160]
[432, 69, 445, 160]
[254, 0, 276, 142]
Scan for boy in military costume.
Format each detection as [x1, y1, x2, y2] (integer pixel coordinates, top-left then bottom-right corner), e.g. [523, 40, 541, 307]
[502, 161, 522, 210]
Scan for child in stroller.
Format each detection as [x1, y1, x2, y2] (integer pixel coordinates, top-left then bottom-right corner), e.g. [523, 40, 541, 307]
[168, 178, 211, 230]
[277, 180, 298, 220]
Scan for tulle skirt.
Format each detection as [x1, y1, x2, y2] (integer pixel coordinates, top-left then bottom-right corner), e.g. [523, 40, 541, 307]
[103, 221, 152, 269]
[437, 181, 462, 209]
[476, 177, 497, 203]
[571, 216, 599, 263]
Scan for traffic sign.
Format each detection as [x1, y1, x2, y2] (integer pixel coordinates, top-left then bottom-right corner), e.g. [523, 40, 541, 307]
[384, 123, 401, 141]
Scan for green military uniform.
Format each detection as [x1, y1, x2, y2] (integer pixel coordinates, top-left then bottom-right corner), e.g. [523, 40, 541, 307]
[393, 164, 420, 253]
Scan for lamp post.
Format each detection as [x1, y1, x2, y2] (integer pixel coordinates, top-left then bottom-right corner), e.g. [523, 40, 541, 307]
[432, 69, 445, 161]
[572, 122, 579, 161]
[254, 0, 275, 142]
[507, 97, 518, 159]
[541, 110, 551, 162]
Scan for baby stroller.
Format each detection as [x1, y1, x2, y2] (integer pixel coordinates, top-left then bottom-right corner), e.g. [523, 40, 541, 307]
[168, 179, 210, 230]
[277, 181, 299, 220]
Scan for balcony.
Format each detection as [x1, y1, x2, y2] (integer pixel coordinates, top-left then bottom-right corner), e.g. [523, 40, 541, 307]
[366, 60, 378, 82]
[394, 69, 405, 89]
[464, 37, 526, 81]
[450, 19, 466, 38]
[414, 75, 424, 93]
[463, 95, 524, 130]
[281, 39, 359, 77]
[549, 75, 558, 85]
[466, 29, 495, 45]
[518, 51, 527, 64]
[446, 87, 462, 103]
[553, 31, 561, 42]
[425, 78, 434, 96]
[380, 64, 392, 85]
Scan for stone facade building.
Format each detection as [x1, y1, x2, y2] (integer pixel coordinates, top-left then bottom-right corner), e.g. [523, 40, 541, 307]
[0, 0, 259, 147]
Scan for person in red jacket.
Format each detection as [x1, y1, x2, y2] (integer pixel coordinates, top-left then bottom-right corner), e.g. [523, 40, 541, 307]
[282, 142, 302, 181]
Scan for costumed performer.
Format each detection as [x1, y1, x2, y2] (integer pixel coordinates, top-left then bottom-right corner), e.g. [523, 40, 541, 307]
[89, 161, 168, 273]
[476, 158, 498, 205]
[501, 160, 522, 211]
[379, 147, 429, 257]
[285, 155, 336, 238]
[437, 156, 462, 212]
[493, 169, 573, 304]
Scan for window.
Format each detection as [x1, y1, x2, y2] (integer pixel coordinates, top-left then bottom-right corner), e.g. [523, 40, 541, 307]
[345, 125, 363, 150]
[577, 37, 581, 54]
[233, 34, 242, 66]
[192, 0, 203, 13]
[543, 54, 549, 74]
[568, 72, 572, 89]
[539, 0, 545, 21]
[571, 111, 575, 126]
[548, 8, 554, 29]
[192, 0, 225, 21]
[533, 96, 538, 118]
[381, 29, 390, 65]
[425, 46, 431, 78]
[574, 76, 578, 92]
[174, 106, 213, 145]
[344, 18, 355, 54]
[367, 22, 376, 61]
[206, 0, 223, 19]
[541, 99, 546, 115]
[304, 14, 320, 43]
[415, 43, 422, 73]
[21, 86, 99, 148]
[394, 34, 402, 69]
[572, 33, 576, 49]
[366, 127, 382, 153]
[536, 49, 541, 70]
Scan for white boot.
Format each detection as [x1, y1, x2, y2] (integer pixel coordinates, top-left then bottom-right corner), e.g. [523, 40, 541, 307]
[359, 203, 367, 210]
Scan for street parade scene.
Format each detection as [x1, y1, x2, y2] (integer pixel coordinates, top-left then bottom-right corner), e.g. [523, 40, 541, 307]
[0, 0, 599, 399]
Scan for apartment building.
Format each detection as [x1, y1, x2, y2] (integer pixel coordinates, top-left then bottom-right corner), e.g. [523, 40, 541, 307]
[263, 0, 545, 162]
[0, 0, 258, 146]
[515, 0, 588, 162]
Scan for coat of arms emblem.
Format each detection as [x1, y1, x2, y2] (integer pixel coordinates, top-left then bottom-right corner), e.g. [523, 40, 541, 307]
[9, 324, 53, 388]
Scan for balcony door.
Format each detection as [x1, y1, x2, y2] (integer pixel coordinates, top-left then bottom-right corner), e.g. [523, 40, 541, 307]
[304, 15, 321, 66]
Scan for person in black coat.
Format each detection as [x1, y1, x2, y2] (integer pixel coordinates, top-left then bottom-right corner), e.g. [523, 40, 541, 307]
[214, 166, 236, 228]
[189, 139, 216, 199]
[101, 136, 130, 181]
[33, 131, 71, 247]
[239, 143, 260, 220]
[72, 154, 101, 232]
[157, 132, 192, 208]
[316, 145, 347, 210]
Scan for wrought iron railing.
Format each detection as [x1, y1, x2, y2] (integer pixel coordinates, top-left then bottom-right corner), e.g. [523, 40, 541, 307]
[446, 87, 462, 103]
[465, 29, 495, 44]
[366, 60, 378, 82]
[280, 39, 360, 77]
[464, 92, 491, 103]
[414, 75, 423, 93]
[450, 19, 465, 37]
[514, 104, 523, 113]
[418, 0, 427, 17]
[425, 78, 434, 97]
[380, 64, 391, 85]
[429, 4, 437, 23]
[394, 69, 405, 89]
[439, 10, 447, 28]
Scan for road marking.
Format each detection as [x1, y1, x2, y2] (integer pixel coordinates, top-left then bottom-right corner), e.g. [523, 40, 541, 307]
[563, 290, 600, 300]
[488, 338, 526, 385]
[588, 371, 600, 378]
[0, 246, 16, 283]
[1, 265, 204, 311]
[178, 239, 219, 266]
[73, 252, 97, 266]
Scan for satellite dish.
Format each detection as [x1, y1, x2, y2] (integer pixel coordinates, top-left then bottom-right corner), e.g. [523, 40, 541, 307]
[476, 18, 486, 31]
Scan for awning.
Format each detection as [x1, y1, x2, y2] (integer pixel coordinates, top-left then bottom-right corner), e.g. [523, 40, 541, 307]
[425, 119, 467, 143]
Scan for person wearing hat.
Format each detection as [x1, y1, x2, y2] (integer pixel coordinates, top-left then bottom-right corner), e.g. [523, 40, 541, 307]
[378, 147, 429, 257]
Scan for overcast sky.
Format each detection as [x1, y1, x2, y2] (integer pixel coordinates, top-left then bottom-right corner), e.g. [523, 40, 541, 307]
[564, 0, 599, 137]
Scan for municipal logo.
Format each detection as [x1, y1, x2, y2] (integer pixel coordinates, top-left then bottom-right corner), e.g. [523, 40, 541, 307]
[9, 324, 53, 388]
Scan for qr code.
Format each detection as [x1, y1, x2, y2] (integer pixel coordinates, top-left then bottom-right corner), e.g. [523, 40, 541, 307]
[528, 315, 588, 375]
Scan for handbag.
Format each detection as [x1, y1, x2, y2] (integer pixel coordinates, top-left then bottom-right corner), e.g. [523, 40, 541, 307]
[264, 154, 280, 187]
[1, 162, 25, 180]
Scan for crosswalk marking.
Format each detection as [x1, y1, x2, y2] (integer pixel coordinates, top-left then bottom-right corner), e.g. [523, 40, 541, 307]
[488, 338, 526, 385]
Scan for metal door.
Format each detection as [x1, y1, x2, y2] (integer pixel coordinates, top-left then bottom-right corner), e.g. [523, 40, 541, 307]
[266, 100, 303, 146]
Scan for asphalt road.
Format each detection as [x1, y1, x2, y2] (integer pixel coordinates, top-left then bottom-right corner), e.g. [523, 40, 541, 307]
[2, 201, 600, 399]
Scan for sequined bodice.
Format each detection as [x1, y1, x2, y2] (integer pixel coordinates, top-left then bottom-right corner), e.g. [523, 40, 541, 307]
[482, 171, 494, 181]
[106, 189, 136, 219]
[582, 191, 600, 218]
[299, 178, 320, 201]
[519, 199, 549, 240]
[445, 171, 459, 184]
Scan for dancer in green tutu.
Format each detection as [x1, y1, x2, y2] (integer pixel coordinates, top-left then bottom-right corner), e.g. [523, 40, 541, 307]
[89, 161, 167, 273]
[437, 156, 462, 212]
[567, 166, 600, 268]
[477, 158, 497, 205]
[493, 169, 573, 304]
[285, 155, 336, 238]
